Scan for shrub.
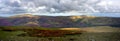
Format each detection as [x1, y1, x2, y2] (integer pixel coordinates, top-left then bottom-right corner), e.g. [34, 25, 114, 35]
[22, 29, 82, 37]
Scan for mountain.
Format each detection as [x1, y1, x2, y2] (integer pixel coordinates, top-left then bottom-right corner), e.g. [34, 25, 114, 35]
[0, 14, 120, 27]
[0, 18, 12, 26]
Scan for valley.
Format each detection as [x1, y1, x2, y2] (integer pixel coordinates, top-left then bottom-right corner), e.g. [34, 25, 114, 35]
[0, 15, 120, 41]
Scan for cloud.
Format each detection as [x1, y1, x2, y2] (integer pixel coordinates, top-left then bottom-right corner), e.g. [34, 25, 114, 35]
[0, 0, 120, 15]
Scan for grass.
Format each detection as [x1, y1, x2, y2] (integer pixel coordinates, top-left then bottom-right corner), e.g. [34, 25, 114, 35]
[0, 26, 120, 41]
[0, 31, 120, 41]
[0, 30, 25, 40]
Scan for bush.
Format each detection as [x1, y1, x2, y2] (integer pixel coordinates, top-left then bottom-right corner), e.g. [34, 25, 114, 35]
[22, 29, 82, 37]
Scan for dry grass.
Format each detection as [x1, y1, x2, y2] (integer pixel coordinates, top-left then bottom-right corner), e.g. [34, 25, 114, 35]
[60, 28, 81, 31]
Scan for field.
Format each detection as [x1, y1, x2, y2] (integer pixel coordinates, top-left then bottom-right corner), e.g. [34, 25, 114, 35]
[0, 26, 120, 41]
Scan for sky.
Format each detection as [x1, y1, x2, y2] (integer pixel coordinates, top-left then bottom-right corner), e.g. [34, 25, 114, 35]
[0, 0, 120, 17]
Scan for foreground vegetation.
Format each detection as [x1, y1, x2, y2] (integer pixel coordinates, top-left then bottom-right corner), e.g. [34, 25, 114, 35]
[0, 26, 120, 41]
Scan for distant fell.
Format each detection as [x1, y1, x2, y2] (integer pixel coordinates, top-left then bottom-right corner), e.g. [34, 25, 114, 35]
[0, 14, 120, 27]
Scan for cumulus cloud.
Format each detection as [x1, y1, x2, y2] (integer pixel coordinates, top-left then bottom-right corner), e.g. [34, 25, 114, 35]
[0, 0, 120, 15]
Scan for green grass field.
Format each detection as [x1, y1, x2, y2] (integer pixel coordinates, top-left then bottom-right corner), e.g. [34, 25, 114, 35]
[0, 26, 120, 41]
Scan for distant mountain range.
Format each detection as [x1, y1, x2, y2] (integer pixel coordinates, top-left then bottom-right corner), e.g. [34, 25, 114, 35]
[0, 14, 120, 27]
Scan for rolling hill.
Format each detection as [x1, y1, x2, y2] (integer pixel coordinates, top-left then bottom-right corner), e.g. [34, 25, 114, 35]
[0, 14, 120, 27]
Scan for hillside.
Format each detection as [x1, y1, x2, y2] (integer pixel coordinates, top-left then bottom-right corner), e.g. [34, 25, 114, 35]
[0, 14, 120, 27]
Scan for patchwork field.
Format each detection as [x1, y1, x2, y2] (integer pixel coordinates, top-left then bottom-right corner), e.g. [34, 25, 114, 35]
[0, 26, 120, 41]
